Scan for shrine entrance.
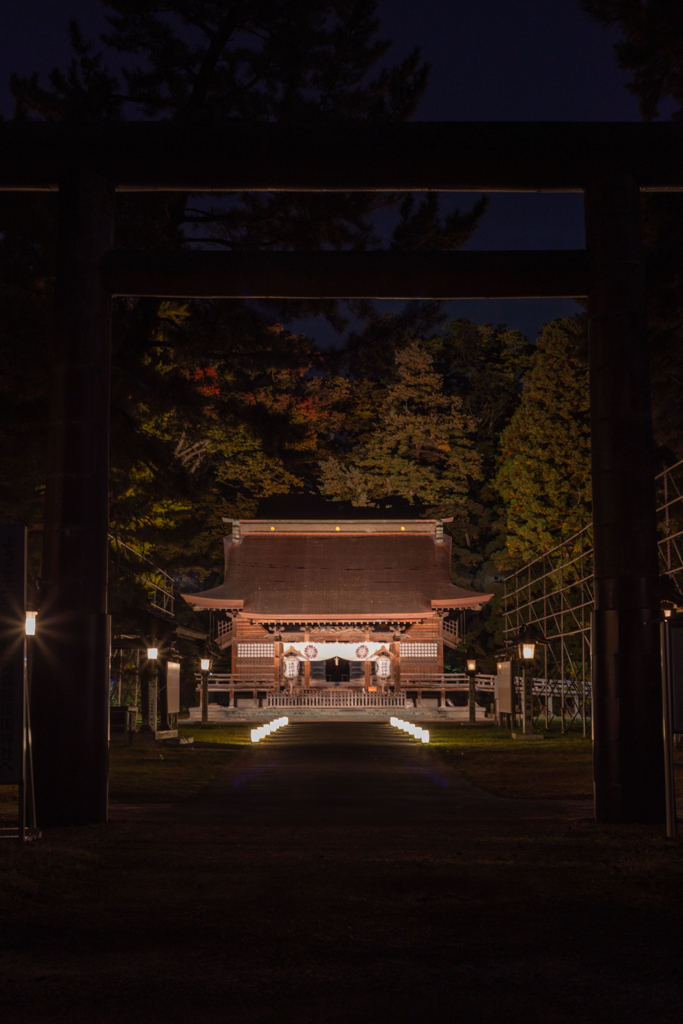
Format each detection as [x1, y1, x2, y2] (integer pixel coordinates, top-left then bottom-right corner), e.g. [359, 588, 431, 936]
[326, 658, 350, 685]
[309, 658, 356, 685]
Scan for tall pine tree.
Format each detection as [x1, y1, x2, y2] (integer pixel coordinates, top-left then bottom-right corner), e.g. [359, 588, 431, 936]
[495, 317, 591, 567]
[319, 342, 482, 528]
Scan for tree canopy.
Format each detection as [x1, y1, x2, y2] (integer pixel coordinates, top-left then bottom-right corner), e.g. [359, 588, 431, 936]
[495, 317, 591, 567]
[319, 341, 482, 525]
[581, 1, 683, 121]
[2, 0, 488, 589]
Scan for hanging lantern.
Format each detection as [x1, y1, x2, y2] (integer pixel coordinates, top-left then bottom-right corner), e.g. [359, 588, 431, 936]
[284, 656, 300, 679]
[375, 655, 391, 678]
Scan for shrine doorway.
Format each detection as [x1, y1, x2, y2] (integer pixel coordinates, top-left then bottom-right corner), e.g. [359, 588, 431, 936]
[326, 658, 350, 685]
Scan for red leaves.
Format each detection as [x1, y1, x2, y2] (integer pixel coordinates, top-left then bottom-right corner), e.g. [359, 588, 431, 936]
[193, 365, 220, 397]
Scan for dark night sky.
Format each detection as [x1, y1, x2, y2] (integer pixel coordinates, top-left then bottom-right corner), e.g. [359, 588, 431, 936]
[0, 0, 662, 343]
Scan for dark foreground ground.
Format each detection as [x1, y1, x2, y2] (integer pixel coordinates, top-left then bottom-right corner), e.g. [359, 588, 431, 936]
[1, 722, 682, 1024]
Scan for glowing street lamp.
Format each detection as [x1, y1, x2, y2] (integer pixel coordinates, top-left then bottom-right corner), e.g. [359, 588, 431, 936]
[141, 644, 160, 734]
[512, 625, 546, 737]
[25, 610, 37, 636]
[515, 624, 545, 663]
[200, 655, 212, 725]
[466, 655, 477, 724]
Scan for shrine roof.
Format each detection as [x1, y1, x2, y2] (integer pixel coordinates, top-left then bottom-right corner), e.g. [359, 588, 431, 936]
[182, 519, 493, 617]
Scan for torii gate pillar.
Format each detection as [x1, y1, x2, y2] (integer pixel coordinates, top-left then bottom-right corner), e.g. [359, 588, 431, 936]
[31, 171, 115, 826]
[585, 173, 665, 823]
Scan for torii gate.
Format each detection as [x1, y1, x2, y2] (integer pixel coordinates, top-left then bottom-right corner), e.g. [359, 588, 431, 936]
[1, 120, 678, 826]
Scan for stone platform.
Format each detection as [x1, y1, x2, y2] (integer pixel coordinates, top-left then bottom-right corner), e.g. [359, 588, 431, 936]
[182, 704, 492, 724]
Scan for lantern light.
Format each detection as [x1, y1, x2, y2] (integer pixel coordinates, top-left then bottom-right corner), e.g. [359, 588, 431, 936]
[200, 657, 211, 672]
[421, 730, 429, 744]
[25, 610, 37, 636]
[375, 655, 391, 678]
[284, 656, 300, 679]
[147, 648, 158, 660]
[511, 624, 547, 662]
[466, 658, 476, 673]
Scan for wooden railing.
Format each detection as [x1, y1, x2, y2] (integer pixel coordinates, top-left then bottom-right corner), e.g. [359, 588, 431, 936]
[402, 673, 495, 690]
[198, 672, 497, 691]
[194, 674, 272, 687]
[267, 690, 407, 708]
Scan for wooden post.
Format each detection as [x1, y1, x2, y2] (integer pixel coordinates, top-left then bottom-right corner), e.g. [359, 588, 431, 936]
[393, 641, 401, 691]
[31, 170, 115, 827]
[585, 172, 665, 824]
[304, 629, 311, 689]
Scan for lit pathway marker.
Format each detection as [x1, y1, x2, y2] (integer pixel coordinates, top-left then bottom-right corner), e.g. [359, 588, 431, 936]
[390, 717, 429, 744]
[251, 717, 289, 743]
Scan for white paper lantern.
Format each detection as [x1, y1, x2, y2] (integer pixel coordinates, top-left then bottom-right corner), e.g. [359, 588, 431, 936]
[375, 655, 391, 678]
[284, 656, 300, 678]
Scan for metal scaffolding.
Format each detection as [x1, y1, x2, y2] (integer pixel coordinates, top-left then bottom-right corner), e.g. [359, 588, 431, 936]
[502, 457, 683, 735]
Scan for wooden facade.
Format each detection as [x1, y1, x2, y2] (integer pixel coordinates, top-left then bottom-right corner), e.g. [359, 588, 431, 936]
[183, 519, 493, 703]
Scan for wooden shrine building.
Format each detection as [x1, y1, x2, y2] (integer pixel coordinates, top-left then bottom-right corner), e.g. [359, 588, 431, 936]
[182, 519, 493, 707]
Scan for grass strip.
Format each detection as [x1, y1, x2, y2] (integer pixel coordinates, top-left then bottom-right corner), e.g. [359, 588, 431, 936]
[427, 724, 594, 799]
[109, 744, 243, 803]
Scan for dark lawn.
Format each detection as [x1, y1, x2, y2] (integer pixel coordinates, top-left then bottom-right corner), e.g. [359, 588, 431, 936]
[0, 723, 681, 1024]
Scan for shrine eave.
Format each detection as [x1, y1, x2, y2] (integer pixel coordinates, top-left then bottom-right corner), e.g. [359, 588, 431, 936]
[181, 598, 492, 618]
[432, 595, 494, 609]
[184, 594, 243, 610]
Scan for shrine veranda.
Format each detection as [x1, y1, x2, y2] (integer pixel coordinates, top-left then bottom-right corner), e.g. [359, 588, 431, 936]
[182, 519, 493, 718]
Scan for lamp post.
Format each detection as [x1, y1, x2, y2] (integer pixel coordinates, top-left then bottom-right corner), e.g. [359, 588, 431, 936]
[466, 657, 477, 724]
[23, 608, 37, 834]
[512, 625, 546, 740]
[142, 644, 158, 734]
[200, 656, 212, 725]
